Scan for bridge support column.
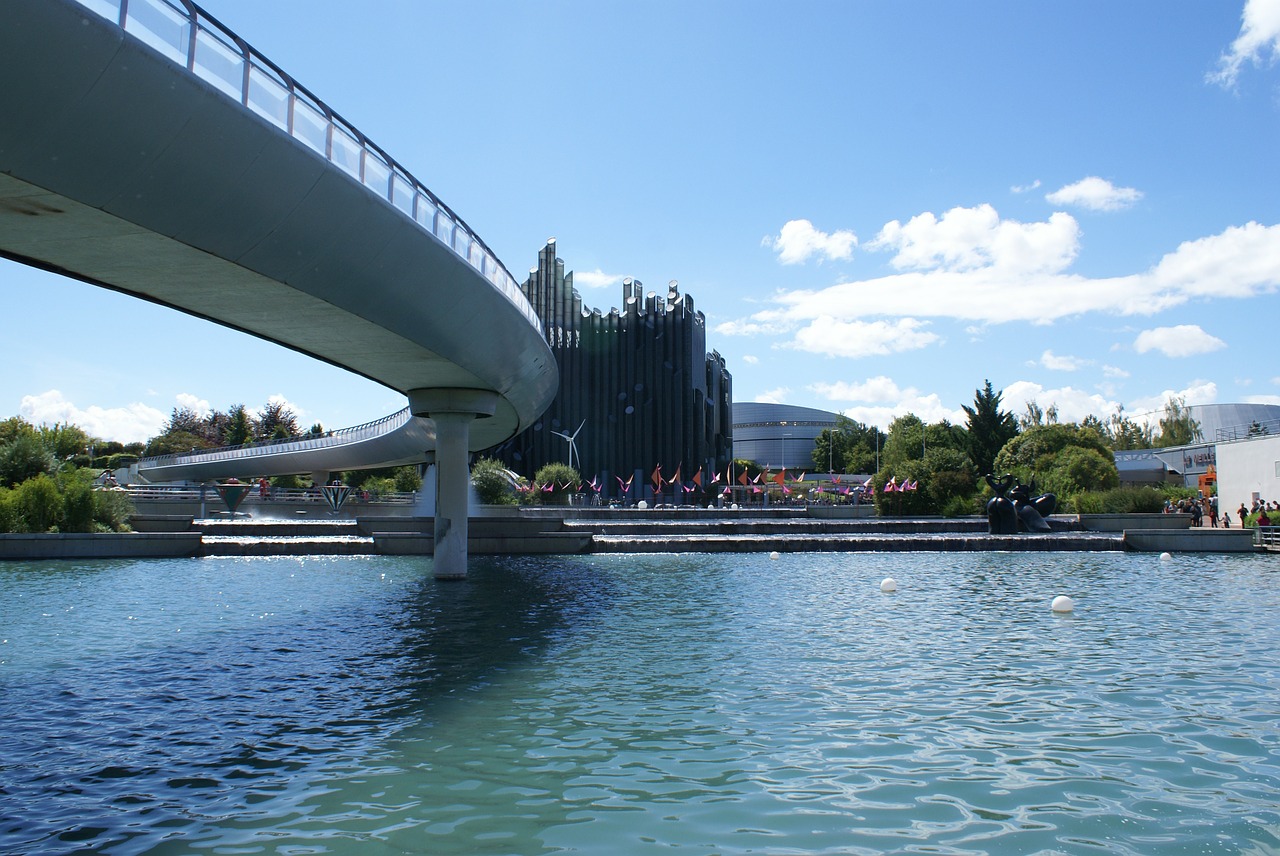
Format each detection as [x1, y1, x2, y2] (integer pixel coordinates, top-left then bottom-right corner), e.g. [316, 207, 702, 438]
[408, 389, 498, 580]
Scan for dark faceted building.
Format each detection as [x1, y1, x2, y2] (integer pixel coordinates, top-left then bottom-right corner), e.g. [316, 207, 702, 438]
[485, 239, 733, 501]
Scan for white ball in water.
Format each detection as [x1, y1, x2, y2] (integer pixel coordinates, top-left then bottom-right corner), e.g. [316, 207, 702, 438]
[770, 551, 780, 560]
[1159, 552, 1173, 562]
[880, 577, 897, 593]
[1051, 595, 1075, 613]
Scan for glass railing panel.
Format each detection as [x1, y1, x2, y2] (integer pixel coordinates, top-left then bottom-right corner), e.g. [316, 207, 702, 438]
[468, 241, 484, 270]
[246, 62, 289, 130]
[74, 0, 121, 24]
[330, 124, 362, 179]
[391, 173, 415, 216]
[434, 211, 455, 244]
[452, 228, 471, 258]
[362, 149, 391, 196]
[415, 192, 437, 231]
[192, 23, 244, 100]
[125, 0, 191, 66]
[291, 94, 328, 156]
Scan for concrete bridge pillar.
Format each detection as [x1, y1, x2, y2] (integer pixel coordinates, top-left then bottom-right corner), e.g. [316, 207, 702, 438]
[408, 389, 498, 580]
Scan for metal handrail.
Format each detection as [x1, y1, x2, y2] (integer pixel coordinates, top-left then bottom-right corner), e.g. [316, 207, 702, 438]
[1217, 417, 1280, 442]
[71, 0, 538, 330]
[138, 406, 413, 468]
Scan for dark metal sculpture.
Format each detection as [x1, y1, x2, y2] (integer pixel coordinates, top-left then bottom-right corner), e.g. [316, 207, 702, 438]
[986, 474, 1056, 534]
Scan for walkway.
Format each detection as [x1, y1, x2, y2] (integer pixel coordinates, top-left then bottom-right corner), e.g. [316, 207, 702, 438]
[0, 0, 557, 576]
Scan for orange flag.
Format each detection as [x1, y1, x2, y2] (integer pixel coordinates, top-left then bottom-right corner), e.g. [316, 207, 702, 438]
[651, 464, 664, 488]
[693, 468, 703, 487]
[737, 470, 749, 486]
[772, 469, 786, 486]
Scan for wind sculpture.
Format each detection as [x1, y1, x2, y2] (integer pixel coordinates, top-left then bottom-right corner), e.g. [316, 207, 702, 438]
[985, 474, 1056, 534]
[551, 420, 585, 470]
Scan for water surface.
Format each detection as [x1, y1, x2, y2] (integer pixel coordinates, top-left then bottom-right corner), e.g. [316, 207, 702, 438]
[3, 551, 1279, 854]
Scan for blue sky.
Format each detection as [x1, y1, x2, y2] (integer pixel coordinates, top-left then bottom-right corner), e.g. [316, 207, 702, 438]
[4, 0, 1280, 443]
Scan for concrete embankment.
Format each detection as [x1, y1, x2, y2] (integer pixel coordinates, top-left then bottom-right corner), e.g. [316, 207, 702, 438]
[0, 509, 1264, 558]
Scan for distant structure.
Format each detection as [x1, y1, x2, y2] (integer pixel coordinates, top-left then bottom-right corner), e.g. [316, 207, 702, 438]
[733, 402, 841, 471]
[485, 240, 733, 500]
[1114, 403, 1280, 489]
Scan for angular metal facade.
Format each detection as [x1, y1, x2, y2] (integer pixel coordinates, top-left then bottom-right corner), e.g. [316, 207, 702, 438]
[484, 240, 733, 500]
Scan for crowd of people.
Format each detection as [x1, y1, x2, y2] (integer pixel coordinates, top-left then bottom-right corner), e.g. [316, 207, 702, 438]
[1168, 495, 1276, 528]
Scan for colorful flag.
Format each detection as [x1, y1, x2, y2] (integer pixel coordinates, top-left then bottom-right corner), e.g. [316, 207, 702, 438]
[772, 469, 786, 487]
[651, 464, 663, 488]
[693, 468, 703, 487]
[737, 470, 750, 486]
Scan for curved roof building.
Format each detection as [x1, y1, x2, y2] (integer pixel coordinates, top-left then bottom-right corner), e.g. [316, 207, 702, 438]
[732, 402, 841, 471]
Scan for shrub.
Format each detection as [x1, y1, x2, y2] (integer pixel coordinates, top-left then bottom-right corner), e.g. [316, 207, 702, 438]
[1070, 486, 1166, 515]
[93, 487, 134, 532]
[0, 487, 15, 533]
[533, 463, 581, 506]
[61, 479, 96, 532]
[471, 457, 517, 505]
[0, 434, 56, 488]
[361, 476, 398, 499]
[16, 474, 62, 532]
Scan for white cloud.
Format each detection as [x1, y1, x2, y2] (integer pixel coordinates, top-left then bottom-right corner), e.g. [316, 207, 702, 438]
[572, 269, 624, 290]
[789, 317, 940, 358]
[1045, 177, 1143, 212]
[1133, 325, 1227, 357]
[717, 211, 1280, 343]
[1002, 381, 1119, 425]
[1209, 0, 1280, 88]
[1129, 381, 1219, 414]
[1040, 350, 1088, 371]
[175, 392, 212, 416]
[868, 204, 1079, 275]
[810, 375, 911, 403]
[1103, 365, 1130, 378]
[1244, 394, 1280, 405]
[763, 219, 857, 265]
[839, 394, 966, 433]
[1011, 179, 1042, 194]
[740, 355, 759, 364]
[754, 387, 791, 404]
[19, 390, 167, 444]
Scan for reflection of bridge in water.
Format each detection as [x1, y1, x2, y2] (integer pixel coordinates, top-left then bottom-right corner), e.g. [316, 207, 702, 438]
[0, 0, 557, 577]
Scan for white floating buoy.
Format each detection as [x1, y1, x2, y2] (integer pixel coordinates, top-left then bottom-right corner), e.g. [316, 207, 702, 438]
[880, 577, 897, 593]
[770, 551, 780, 560]
[1160, 552, 1173, 562]
[1051, 595, 1075, 613]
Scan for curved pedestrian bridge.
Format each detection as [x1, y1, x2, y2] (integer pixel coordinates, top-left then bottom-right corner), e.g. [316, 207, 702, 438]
[0, 0, 557, 575]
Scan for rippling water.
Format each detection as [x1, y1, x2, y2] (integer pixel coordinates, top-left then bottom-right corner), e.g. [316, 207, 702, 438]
[2, 551, 1279, 854]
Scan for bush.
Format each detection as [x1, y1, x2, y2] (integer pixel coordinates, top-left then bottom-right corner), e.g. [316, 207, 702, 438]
[361, 476, 398, 499]
[0, 434, 56, 488]
[0, 487, 15, 532]
[93, 487, 134, 532]
[61, 479, 96, 532]
[1070, 486, 1167, 515]
[471, 458, 517, 505]
[941, 495, 975, 518]
[16, 474, 62, 532]
[533, 463, 581, 506]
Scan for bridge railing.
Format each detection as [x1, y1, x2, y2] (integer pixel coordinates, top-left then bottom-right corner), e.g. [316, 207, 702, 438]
[137, 406, 414, 470]
[72, 0, 539, 330]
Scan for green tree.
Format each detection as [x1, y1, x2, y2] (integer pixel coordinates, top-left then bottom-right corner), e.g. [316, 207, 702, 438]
[1154, 396, 1203, 448]
[962, 380, 1019, 477]
[880, 414, 925, 470]
[224, 404, 252, 446]
[0, 434, 57, 488]
[993, 423, 1118, 496]
[1102, 405, 1154, 451]
[254, 400, 299, 441]
[38, 422, 93, 462]
[0, 416, 37, 446]
[811, 416, 884, 474]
